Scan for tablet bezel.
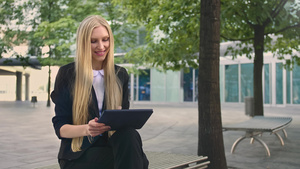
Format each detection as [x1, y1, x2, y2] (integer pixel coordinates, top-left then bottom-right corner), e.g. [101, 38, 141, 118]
[97, 109, 153, 130]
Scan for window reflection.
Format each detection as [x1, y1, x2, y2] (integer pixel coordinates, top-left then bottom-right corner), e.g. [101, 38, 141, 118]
[138, 69, 150, 101]
[225, 65, 239, 102]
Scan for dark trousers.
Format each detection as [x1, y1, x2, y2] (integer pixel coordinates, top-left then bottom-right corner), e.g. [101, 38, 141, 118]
[59, 128, 149, 169]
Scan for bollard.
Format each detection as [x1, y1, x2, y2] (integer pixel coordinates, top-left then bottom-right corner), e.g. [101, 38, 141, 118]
[31, 96, 37, 107]
[245, 97, 254, 117]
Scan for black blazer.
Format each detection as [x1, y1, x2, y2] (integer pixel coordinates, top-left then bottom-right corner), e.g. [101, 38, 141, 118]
[51, 62, 130, 160]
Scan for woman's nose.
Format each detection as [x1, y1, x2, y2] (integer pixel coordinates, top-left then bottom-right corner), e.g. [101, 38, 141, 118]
[97, 42, 104, 49]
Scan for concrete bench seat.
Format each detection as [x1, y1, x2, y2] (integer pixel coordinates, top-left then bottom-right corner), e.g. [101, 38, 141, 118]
[223, 116, 292, 156]
[146, 151, 209, 169]
[35, 151, 210, 169]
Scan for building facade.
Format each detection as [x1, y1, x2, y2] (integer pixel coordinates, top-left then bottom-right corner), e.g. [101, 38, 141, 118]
[127, 53, 300, 106]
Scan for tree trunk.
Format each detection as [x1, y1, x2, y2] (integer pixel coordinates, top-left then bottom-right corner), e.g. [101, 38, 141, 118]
[253, 25, 265, 116]
[198, 0, 227, 168]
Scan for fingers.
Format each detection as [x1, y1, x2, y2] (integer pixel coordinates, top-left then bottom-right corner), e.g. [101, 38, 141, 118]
[88, 118, 111, 137]
[88, 125, 111, 137]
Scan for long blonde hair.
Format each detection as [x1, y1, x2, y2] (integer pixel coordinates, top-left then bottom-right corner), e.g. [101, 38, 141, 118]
[72, 15, 122, 152]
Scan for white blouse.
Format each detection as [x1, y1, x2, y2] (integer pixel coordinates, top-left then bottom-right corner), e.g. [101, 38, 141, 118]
[92, 69, 105, 116]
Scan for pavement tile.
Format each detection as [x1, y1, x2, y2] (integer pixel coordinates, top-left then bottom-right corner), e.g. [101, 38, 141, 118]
[0, 101, 299, 169]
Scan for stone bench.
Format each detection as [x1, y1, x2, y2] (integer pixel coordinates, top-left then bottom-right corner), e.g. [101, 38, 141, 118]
[146, 151, 209, 169]
[35, 151, 210, 169]
[223, 116, 292, 156]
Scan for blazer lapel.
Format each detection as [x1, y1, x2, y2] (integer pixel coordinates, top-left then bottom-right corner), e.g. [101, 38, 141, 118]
[102, 93, 106, 111]
[89, 87, 100, 118]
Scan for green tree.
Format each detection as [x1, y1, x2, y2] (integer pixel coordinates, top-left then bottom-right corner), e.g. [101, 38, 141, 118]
[221, 0, 300, 115]
[198, 1, 227, 168]
[0, 0, 28, 59]
[1, 0, 139, 64]
[113, 0, 200, 71]
[1, 0, 140, 104]
[114, 0, 227, 168]
[113, 0, 300, 167]
[24, 0, 76, 106]
[115, 0, 300, 115]
[63, 0, 139, 57]
[24, 0, 139, 106]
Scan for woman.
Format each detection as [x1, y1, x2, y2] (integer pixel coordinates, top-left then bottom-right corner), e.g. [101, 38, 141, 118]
[51, 15, 149, 169]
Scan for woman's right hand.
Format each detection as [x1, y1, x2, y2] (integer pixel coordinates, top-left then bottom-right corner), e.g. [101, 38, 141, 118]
[87, 117, 111, 137]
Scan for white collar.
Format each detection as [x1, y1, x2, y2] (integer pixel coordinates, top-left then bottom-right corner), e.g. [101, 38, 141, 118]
[92, 69, 104, 77]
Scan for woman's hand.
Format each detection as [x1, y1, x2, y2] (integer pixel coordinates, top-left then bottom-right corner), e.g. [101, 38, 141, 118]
[87, 117, 111, 137]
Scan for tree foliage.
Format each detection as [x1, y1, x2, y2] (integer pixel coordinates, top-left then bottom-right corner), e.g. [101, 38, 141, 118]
[115, 0, 300, 116]
[0, 0, 27, 58]
[113, 0, 200, 71]
[1, 0, 139, 66]
[1, 0, 141, 107]
[114, 0, 299, 71]
[221, 0, 300, 66]
[221, 0, 300, 115]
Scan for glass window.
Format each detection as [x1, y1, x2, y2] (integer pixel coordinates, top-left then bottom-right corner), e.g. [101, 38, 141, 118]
[195, 69, 199, 102]
[128, 74, 138, 101]
[241, 64, 253, 102]
[220, 65, 224, 103]
[292, 64, 300, 104]
[276, 63, 283, 104]
[183, 68, 199, 102]
[138, 69, 150, 101]
[264, 64, 270, 104]
[183, 68, 193, 101]
[150, 69, 166, 102]
[128, 75, 132, 100]
[225, 64, 239, 102]
[134, 75, 138, 101]
[286, 68, 291, 104]
[166, 70, 181, 102]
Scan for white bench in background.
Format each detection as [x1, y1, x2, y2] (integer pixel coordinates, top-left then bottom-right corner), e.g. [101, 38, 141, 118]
[223, 116, 292, 156]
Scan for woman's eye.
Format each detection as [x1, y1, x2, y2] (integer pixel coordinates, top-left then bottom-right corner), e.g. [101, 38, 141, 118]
[91, 40, 97, 43]
[103, 38, 109, 42]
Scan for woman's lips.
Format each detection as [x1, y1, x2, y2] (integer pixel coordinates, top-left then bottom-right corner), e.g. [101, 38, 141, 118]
[95, 51, 106, 56]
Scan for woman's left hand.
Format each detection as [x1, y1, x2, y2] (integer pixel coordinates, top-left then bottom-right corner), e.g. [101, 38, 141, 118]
[87, 117, 111, 137]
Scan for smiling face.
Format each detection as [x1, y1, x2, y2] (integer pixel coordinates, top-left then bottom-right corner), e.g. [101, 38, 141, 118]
[90, 25, 110, 70]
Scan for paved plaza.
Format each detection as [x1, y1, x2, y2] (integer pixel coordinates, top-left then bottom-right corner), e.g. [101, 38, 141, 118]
[0, 101, 299, 169]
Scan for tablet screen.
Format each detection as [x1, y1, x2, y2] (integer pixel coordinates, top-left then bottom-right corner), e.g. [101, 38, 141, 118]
[97, 109, 153, 130]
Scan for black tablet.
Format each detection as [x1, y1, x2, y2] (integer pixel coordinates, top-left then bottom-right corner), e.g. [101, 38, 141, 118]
[97, 109, 153, 130]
